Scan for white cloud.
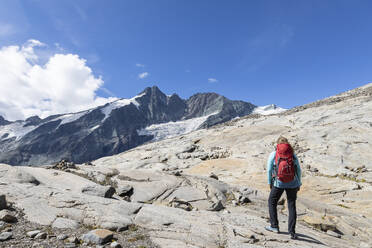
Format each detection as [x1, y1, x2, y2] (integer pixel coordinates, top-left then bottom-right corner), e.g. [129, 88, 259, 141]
[138, 72, 149, 79]
[136, 63, 145, 67]
[0, 39, 116, 121]
[208, 78, 218, 83]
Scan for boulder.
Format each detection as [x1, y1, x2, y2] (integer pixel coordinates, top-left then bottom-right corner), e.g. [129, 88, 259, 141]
[35, 232, 47, 239]
[116, 185, 133, 197]
[81, 185, 115, 198]
[26, 230, 41, 238]
[81, 229, 113, 245]
[98, 215, 132, 231]
[0, 232, 12, 241]
[0, 210, 17, 223]
[207, 200, 224, 211]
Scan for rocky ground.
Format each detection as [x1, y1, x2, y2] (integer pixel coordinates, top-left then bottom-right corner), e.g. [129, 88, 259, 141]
[1, 83, 372, 248]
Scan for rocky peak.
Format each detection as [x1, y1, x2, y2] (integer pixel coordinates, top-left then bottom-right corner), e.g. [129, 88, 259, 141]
[24, 116, 42, 127]
[0, 115, 11, 126]
[185, 93, 226, 119]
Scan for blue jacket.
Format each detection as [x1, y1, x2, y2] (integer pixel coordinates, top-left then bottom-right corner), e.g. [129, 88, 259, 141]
[267, 151, 302, 188]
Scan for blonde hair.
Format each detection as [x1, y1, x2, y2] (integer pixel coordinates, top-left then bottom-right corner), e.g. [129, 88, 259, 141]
[277, 136, 289, 144]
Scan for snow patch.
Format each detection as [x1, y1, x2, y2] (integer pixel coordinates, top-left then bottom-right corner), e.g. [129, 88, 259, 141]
[253, 104, 286, 115]
[137, 113, 215, 141]
[90, 125, 100, 131]
[56, 111, 87, 125]
[101, 93, 145, 122]
[0, 122, 38, 141]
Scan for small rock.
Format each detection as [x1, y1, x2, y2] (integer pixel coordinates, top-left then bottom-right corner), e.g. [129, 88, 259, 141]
[309, 167, 319, 173]
[27, 230, 41, 238]
[207, 200, 224, 211]
[64, 243, 77, 248]
[0, 221, 5, 228]
[117, 185, 133, 197]
[209, 173, 219, 180]
[327, 230, 341, 238]
[81, 229, 113, 245]
[173, 171, 182, 176]
[277, 198, 286, 205]
[57, 234, 68, 240]
[0, 232, 12, 241]
[0, 210, 17, 223]
[110, 241, 122, 248]
[68, 236, 79, 244]
[35, 232, 47, 239]
[238, 195, 251, 204]
[0, 195, 6, 210]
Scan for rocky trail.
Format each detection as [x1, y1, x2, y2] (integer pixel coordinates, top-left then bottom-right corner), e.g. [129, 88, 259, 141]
[0, 83, 372, 247]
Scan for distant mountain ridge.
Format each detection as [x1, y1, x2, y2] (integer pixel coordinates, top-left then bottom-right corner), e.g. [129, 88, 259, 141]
[0, 86, 282, 166]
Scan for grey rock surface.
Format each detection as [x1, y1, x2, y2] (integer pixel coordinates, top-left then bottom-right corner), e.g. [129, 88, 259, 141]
[0, 232, 12, 241]
[81, 229, 113, 245]
[52, 217, 80, 229]
[0, 210, 17, 223]
[26, 230, 41, 238]
[81, 184, 115, 198]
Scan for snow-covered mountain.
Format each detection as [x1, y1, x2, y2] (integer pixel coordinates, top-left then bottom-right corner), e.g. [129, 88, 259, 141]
[252, 104, 287, 115]
[0, 86, 270, 166]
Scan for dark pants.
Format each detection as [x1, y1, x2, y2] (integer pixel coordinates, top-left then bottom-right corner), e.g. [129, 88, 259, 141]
[268, 186, 298, 234]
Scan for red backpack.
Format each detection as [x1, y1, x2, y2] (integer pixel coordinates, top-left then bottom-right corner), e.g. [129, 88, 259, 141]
[274, 143, 295, 183]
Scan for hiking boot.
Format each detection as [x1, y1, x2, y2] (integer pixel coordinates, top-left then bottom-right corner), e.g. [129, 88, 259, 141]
[265, 226, 279, 233]
[290, 233, 298, 240]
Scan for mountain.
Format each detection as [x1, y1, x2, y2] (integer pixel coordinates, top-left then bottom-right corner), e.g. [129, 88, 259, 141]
[0, 86, 264, 166]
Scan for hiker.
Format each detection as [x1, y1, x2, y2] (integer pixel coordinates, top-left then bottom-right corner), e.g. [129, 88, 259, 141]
[265, 136, 302, 240]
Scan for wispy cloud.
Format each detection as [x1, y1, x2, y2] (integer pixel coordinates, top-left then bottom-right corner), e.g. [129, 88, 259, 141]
[208, 78, 218, 83]
[136, 63, 145, 68]
[138, 72, 149, 79]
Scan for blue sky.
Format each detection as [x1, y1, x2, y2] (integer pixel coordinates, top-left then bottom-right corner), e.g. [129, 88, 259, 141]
[1, 0, 372, 120]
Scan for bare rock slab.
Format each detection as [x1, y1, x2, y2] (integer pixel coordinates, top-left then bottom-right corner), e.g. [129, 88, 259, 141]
[52, 217, 80, 229]
[81, 229, 113, 245]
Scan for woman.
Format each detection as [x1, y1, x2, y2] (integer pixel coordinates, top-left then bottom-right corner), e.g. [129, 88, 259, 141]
[265, 136, 302, 240]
